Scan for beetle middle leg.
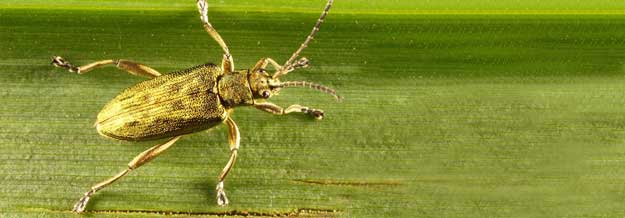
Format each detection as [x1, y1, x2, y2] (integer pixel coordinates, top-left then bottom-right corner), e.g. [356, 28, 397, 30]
[215, 116, 240, 206]
[254, 102, 324, 120]
[72, 136, 181, 213]
[51, 56, 161, 78]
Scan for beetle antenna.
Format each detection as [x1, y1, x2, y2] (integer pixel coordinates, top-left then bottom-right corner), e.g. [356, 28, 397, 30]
[276, 81, 342, 101]
[273, 0, 333, 79]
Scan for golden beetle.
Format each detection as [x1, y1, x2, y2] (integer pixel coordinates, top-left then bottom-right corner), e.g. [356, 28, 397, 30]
[51, 0, 339, 213]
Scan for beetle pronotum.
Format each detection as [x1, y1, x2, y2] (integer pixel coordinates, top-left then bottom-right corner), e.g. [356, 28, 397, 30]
[51, 0, 338, 213]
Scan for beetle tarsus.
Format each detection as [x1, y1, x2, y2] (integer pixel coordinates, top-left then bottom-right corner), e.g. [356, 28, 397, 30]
[51, 56, 79, 73]
[72, 191, 92, 213]
[294, 57, 309, 69]
[310, 110, 324, 120]
[216, 181, 229, 206]
[302, 108, 324, 120]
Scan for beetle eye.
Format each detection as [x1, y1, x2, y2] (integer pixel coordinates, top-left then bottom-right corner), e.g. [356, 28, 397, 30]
[261, 90, 271, 98]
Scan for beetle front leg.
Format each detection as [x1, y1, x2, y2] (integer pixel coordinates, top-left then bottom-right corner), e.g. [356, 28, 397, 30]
[254, 102, 324, 120]
[72, 136, 181, 213]
[251, 57, 309, 75]
[51, 56, 161, 78]
[251, 58, 282, 72]
[215, 117, 240, 206]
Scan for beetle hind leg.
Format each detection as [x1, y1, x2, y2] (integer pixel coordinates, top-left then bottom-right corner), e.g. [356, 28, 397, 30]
[72, 136, 181, 213]
[51, 56, 161, 78]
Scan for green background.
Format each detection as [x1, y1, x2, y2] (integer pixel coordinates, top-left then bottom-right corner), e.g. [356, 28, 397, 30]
[3, 0, 625, 217]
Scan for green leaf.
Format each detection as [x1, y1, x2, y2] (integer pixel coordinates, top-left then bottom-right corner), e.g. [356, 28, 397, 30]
[3, 1, 625, 217]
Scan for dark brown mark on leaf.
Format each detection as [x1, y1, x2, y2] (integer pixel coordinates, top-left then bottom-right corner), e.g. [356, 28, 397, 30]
[292, 179, 401, 187]
[60, 208, 339, 217]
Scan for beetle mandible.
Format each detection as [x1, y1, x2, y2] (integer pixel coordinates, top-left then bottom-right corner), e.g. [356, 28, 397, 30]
[51, 0, 339, 213]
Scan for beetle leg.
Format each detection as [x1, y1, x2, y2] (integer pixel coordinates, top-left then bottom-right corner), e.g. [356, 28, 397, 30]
[216, 116, 240, 206]
[252, 57, 309, 76]
[251, 58, 281, 72]
[72, 136, 181, 213]
[254, 102, 324, 120]
[51, 56, 161, 78]
[196, 0, 234, 73]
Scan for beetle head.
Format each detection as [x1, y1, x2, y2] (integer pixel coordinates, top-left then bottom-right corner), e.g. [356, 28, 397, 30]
[248, 69, 280, 100]
[248, 68, 342, 101]
[248, 56, 342, 101]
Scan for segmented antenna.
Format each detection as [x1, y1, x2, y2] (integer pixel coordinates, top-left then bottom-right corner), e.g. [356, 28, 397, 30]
[274, 0, 333, 79]
[277, 81, 342, 101]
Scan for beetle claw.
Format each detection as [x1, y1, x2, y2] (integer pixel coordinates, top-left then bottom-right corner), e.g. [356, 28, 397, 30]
[216, 181, 229, 206]
[72, 192, 91, 213]
[51, 56, 66, 67]
[295, 57, 309, 68]
[51, 56, 79, 73]
[311, 110, 324, 120]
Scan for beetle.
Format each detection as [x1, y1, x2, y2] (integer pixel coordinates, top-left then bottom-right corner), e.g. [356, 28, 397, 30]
[51, 0, 339, 213]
